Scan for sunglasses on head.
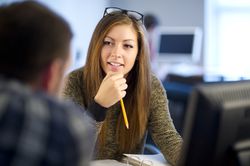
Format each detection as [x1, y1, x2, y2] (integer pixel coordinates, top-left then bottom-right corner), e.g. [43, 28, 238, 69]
[103, 7, 144, 24]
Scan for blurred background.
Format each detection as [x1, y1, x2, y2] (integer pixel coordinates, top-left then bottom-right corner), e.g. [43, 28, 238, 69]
[1, 0, 250, 135]
[1, 0, 250, 79]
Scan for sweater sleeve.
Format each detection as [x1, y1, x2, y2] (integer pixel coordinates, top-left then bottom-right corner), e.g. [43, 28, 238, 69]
[62, 68, 107, 122]
[62, 68, 85, 108]
[148, 75, 183, 166]
[88, 100, 108, 122]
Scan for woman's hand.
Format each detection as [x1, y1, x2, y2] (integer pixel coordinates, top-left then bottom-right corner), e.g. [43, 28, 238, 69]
[94, 71, 128, 108]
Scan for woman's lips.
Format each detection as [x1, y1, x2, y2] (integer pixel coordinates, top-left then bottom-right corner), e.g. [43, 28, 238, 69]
[108, 62, 124, 72]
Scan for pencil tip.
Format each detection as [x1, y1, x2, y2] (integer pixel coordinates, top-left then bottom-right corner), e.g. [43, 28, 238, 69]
[126, 124, 129, 129]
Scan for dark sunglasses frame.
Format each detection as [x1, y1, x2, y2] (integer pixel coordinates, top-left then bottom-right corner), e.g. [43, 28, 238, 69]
[103, 7, 144, 23]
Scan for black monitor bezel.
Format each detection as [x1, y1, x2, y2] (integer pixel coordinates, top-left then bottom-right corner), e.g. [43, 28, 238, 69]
[179, 81, 250, 166]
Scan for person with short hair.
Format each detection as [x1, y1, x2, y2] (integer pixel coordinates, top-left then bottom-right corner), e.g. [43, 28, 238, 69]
[0, 1, 94, 166]
[144, 13, 160, 72]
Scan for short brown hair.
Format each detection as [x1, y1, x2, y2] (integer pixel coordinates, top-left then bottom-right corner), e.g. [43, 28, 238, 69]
[0, 1, 73, 82]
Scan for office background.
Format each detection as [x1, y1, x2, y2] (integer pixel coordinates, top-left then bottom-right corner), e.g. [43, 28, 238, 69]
[0, 0, 204, 70]
[1, 0, 250, 158]
[2, 0, 249, 79]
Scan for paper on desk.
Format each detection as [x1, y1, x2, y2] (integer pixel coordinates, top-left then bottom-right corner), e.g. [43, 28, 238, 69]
[122, 153, 170, 166]
[90, 159, 128, 166]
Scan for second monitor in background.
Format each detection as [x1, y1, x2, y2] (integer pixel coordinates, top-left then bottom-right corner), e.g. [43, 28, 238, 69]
[153, 26, 202, 65]
[152, 26, 203, 81]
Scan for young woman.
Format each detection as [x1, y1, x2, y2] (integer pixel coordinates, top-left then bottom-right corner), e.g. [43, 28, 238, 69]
[63, 7, 182, 166]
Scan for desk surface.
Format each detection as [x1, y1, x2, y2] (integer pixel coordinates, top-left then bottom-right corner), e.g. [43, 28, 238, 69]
[90, 153, 170, 166]
[90, 159, 127, 166]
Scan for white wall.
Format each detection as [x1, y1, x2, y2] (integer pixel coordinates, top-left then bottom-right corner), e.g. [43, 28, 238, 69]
[109, 0, 204, 28]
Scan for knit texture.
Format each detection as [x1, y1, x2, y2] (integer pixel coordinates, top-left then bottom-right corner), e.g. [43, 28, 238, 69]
[63, 67, 183, 166]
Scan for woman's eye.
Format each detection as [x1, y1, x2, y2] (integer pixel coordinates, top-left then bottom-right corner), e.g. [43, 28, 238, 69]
[124, 44, 133, 48]
[103, 41, 112, 45]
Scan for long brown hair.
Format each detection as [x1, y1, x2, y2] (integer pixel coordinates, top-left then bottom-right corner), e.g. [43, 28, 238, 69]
[83, 12, 151, 154]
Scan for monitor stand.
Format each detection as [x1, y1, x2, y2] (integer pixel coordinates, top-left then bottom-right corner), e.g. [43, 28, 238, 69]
[233, 140, 250, 166]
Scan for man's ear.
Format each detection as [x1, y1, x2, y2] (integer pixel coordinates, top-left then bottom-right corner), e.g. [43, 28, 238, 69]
[41, 59, 65, 96]
[40, 64, 52, 92]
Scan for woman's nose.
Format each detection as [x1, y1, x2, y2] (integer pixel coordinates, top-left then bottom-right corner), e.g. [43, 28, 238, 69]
[111, 45, 123, 58]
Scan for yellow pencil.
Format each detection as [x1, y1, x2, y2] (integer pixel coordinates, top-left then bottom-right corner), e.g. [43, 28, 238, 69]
[120, 99, 129, 129]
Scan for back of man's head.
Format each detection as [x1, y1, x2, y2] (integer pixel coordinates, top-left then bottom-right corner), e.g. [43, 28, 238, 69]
[0, 2, 94, 166]
[0, 1, 73, 83]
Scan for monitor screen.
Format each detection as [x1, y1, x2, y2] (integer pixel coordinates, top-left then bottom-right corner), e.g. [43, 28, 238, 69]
[178, 81, 250, 166]
[154, 26, 202, 64]
[159, 34, 193, 54]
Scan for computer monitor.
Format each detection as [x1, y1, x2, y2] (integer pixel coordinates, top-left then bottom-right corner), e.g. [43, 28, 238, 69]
[179, 81, 250, 166]
[153, 26, 202, 65]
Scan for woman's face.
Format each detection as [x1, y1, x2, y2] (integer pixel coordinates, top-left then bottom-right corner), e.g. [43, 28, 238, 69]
[101, 24, 138, 75]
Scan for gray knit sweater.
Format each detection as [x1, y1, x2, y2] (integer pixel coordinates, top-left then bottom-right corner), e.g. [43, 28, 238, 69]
[63, 67, 183, 166]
